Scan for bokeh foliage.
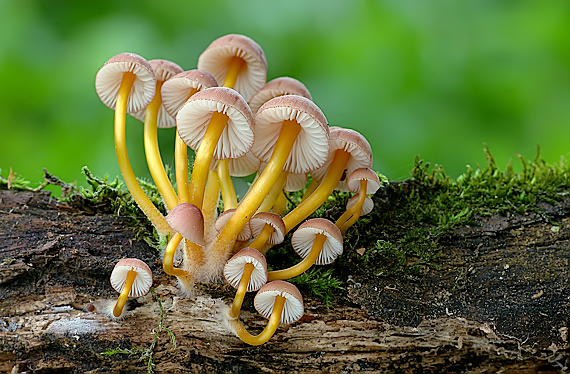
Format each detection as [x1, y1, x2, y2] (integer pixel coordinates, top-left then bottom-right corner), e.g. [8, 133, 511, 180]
[1, 0, 569, 187]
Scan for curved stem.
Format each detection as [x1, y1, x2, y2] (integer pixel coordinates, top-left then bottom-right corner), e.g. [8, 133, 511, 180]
[228, 295, 286, 346]
[114, 72, 171, 236]
[257, 171, 287, 213]
[223, 57, 245, 88]
[249, 224, 275, 252]
[336, 180, 368, 234]
[207, 121, 301, 269]
[143, 81, 178, 211]
[163, 232, 188, 277]
[202, 170, 221, 245]
[188, 111, 229, 210]
[218, 159, 238, 211]
[301, 178, 318, 202]
[282, 149, 350, 233]
[175, 133, 190, 204]
[113, 269, 138, 317]
[229, 263, 255, 318]
[267, 233, 327, 281]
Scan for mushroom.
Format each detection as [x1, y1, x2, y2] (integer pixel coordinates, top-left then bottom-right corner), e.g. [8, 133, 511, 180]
[207, 95, 329, 272]
[95, 53, 171, 236]
[248, 76, 312, 114]
[176, 87, 254, 210]
[223, 247, 268, 318]
[161, 70, 218, 204]
[110, 258, 153, 318]
[197, 34, 267, 100]
[228, 280, 304, 346]
[130, 59, 183, 211]
[282, 126, 373, 233]
[248, 212, 286, 252]
[268, 218, 342, 281]
[163, 203, 204, 284]
[215, 208, 252, 242]
[335, 168, 381, 234]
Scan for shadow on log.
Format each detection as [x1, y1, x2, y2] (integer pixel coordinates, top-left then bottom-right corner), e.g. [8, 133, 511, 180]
[1, 188, 569, 373]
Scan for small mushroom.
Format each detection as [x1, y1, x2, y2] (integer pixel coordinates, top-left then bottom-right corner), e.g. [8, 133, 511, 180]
[248, 212, 286, 252]
[336, 168, 381, 234]
[110, 258, 153, 318]
[95, 53, 171, 236]
[224, 247, 268, 318]
[248, 76, 312, 114]
[228, 280, 303, 346]
[268, 218, 342, 281]
[198, 34, 267, 100]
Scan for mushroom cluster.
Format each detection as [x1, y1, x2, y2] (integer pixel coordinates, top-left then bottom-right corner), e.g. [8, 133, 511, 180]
[95, 34, 381, 345]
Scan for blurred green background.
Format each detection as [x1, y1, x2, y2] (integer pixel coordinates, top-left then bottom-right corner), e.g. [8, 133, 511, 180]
[1, 0, 569, 190]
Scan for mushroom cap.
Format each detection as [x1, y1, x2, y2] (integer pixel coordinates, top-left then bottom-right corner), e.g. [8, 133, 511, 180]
[249, 212, 286, 245]
[254, 280, 304, 324]
[346, 168, 382, 195]
[131, 59, 184, 128]
[161, 70, 218, 118]
[248, 76, 312, 114]
[95, 52, 156, 113]
[291, 218, 343, 265]
[215, 208, 252, 241]
[110, 258, 153, 297]
[252, 95, 330, 174]
[176, 87, 254, 160]
[310, 127, 373, 192]
[223, 247, 268, 292]
[197, 34, 267, 101]
[165, 203, 204, 245]
[346, 195, 374, 216]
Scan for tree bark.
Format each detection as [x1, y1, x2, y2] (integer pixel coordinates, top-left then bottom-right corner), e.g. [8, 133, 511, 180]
[1, 188, 569, 373]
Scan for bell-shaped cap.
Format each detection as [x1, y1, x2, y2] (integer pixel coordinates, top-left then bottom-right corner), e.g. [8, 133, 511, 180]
[95, 52, 156, 113]
[165, 203, 204, 245]
[110, 258, 153, 297]
[162, 69, 218, 118]
[223, 247, 268, 292]
[346, 168, 382, 195]
[346, 195, 374, 216]
[249, 212, 286, 245]
[249, 77, 312, 114]
[254, 280, 304, 324]
[291, 218, 343, 265]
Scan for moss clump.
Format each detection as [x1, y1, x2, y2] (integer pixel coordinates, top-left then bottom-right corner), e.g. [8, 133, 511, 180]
[335, 146, 570, 280]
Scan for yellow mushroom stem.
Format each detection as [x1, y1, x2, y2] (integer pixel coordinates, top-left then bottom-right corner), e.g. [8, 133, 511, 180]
[267, 233, 327, 281]
[162, 232, 188, 277]
[222, 57, 245, 88]
[229, 262, 255, 319]
[202, 170, 221, 243]
[301, 178, 318, 202]
[187, 111, 230, 210]
[175, 134, 190, 204]
[182, 239, 204, 280]
[228, 295, 286, 346]
[257, 170, 288, 213]
[282, 149, 351, 233]
[143, 80, 178, 211]
[113, 269, 138, 317]
[218, 159, 238, 211]
[248, 224, 275, 252]
[336, 179, 368, 234]
[272, 191, 288, 216]
[174, 87, 200, 204]
[207, 121, 301, 268]
[114, 72, 171, 236]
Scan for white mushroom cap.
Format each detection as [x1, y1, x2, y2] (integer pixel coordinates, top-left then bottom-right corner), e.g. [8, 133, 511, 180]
[110, 258, 153, 297]
[130, 59, 184, 128]
[249, 77, 312, 114]
[291, 218, 343, 265]
[346, 168, 382, 195]
[252, 95, 330, 174]
[249, 212, 286, 245]
[215, 208, 252, 241]
[95, 52, 156, 113]
[177, 87, 254, 160]
[223, 247, 268, 292]
[166, 203, 204, 245]
[346, 195, 374, 216]
[198, 34, 267, 101]
[254, 280, 304, 324]
[161, 70, 218, 118]
[310, 127, 373, 192]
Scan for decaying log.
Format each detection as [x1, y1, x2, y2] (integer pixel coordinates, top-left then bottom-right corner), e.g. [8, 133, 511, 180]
[1, 188, 569, 373]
